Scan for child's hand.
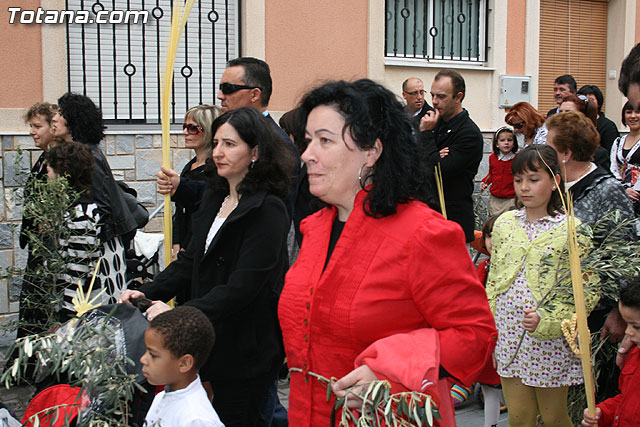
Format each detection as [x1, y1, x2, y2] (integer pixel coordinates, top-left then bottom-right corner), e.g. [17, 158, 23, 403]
[581, 406, 601, 426]
[480, 182, 488, 191]
[523, 308, 540, 332]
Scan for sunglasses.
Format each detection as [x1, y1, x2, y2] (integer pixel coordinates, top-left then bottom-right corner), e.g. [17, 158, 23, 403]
[182, 123, 202, 135]
[510, 121, 525, 129]
[219, 82, 260, 95]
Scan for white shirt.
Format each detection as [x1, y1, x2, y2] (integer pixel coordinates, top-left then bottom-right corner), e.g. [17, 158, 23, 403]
[144, 376, 225, 427]
[204, 217, 226, 253]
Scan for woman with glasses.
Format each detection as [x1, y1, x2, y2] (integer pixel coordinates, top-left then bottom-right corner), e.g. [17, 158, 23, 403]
[504, 101, 547, 146]
[171, 105, 221, 261]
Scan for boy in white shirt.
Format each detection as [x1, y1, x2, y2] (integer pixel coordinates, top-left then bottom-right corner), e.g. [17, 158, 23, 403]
[141, 306, 224, 427]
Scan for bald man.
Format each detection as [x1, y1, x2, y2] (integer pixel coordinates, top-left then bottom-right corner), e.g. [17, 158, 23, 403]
[402, 77, 433, 129]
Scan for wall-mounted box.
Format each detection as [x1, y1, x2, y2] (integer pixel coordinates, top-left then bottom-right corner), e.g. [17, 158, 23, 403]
[499, 75, 531, 108]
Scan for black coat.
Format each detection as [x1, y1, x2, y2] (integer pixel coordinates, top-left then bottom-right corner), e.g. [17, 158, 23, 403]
[140, 190, 288, 382]
[596, 112, 619, 152]
[172, 157, 207, 249]
[410, 103, 435, 130]
[88, 144, 139, 241]
[420, 109, 484, 242]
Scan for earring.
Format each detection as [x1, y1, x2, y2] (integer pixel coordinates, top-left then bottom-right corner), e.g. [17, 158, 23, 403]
[552, 185, 557, 190]
[250, 159, 256, 169]
[358, 164, 367, 190]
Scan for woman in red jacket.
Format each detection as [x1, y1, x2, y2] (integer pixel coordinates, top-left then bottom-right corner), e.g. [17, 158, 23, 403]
[278, 79, 498, 426]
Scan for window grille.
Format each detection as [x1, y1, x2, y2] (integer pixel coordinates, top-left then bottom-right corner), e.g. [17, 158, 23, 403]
[385, 0, 487, 63]
[66, 0, 239, 124]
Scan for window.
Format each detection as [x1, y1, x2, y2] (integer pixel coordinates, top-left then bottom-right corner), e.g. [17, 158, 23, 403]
[66, 0, 239, 124]
[538, 0, 608, 115]
[385, 0, 487, 63]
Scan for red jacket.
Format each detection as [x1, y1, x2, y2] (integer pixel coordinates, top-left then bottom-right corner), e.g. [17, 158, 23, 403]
[482, 154, 515, 198]
[597, 346, 640, 426]
[279, 189, 498, 426]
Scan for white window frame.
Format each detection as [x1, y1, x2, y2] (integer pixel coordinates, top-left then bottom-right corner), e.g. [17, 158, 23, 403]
[384, 0, 487, 64]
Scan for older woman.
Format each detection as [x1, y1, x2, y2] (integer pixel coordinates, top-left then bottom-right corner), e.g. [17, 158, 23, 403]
[278, 79, 497, 426]
[51, 93, 139, 304]
[546, 111, 635, 400]
[17, 102, 60, 336]
[122, 107, 295, 427]
[505, 101, 547, 145]
[172, 105, 221, 260]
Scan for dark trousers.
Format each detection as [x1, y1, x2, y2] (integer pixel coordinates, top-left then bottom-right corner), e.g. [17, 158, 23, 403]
[211, 372, 274, 427]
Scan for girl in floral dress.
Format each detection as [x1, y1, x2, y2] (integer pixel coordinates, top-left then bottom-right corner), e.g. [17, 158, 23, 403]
[486, 145, 599, 427]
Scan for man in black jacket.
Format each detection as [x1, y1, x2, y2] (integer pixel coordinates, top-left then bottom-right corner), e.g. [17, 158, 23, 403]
[420, 69, 483, 243]
[402, 77, 433, 130]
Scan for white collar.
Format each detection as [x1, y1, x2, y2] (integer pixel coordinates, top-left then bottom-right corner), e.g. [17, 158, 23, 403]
[566, 163, 597, 189]
[498, 152, 516, 161]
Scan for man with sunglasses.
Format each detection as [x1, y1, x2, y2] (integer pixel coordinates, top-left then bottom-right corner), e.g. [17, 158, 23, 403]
[402, 77, 433, 130]
[160, 57, 299, 221]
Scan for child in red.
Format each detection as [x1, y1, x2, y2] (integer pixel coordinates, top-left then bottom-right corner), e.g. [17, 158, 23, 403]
[582, 276, 640, 427]
[481, 127, 517, 217]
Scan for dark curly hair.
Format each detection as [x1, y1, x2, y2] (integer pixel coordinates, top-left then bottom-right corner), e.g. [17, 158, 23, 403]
[512, 145, 565, 216]
[619, 43, 640, 99]
[45, 141, 94, 194]
[57, 93, 105, 145]
[299, 79, 433, 218]
[149, 306, 215, 371]
[205, 107, 295, 199]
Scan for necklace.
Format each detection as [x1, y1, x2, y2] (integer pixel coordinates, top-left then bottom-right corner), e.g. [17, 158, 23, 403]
[216, 194, 238, 218]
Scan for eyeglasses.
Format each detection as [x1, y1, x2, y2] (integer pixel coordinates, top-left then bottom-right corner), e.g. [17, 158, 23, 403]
[510, 121, 525, 129]
[219, 82, 260, 95]
[404, 89, 426, 96]
[182, 123, 202, 135]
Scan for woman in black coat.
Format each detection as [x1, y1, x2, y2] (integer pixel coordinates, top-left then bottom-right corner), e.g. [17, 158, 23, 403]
[171, 104, 221, 261]
[52, 93, 140, 305]
[122, 107, 295, 427]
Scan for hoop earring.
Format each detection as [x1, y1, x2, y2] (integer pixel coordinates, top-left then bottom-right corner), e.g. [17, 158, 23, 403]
[358, 164, 367, 190]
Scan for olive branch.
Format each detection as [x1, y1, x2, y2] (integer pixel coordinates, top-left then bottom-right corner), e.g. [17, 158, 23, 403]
[289, 368, 440, 427]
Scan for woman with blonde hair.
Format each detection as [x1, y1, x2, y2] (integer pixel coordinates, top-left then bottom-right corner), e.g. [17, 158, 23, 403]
[172, 105, 221, 260]
[505, 101, 547, 145]
[17, 102, 60, 336]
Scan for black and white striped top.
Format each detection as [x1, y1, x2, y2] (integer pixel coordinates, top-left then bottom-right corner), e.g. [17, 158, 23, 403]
[58, 199, 104, 314]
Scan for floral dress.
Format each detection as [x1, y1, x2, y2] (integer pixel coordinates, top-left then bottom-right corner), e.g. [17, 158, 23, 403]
[494, 210, 583, 387]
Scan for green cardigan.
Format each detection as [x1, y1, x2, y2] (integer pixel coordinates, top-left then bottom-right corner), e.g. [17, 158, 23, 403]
[486, 210, 600, 340]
